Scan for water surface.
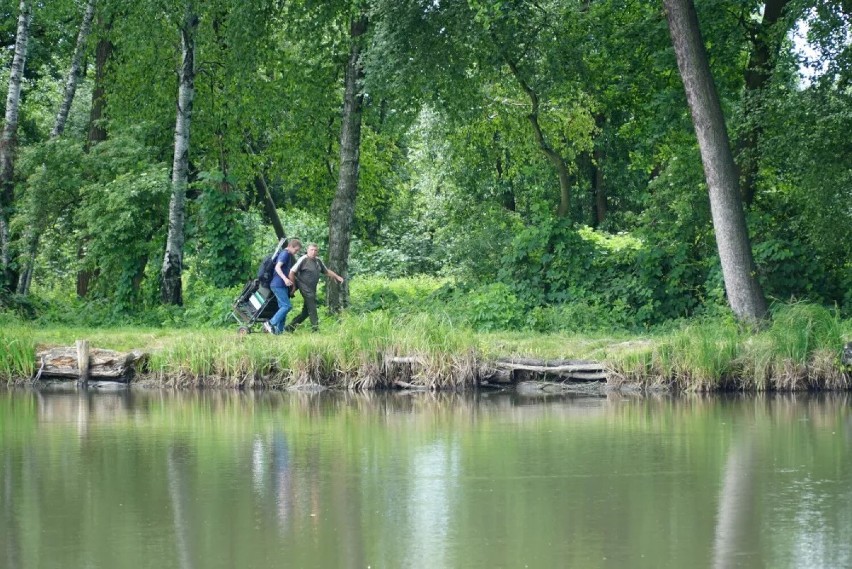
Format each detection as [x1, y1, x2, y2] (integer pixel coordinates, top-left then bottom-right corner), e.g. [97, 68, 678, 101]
[1, 389, 850, 568]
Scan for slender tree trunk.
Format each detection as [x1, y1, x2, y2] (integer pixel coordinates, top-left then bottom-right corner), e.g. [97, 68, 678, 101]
[494, 139, 516, 212]
[327, 15, 368, 313]
[18, 0, 97, 295]
[86, 23, 113, 148]
[735, 0, 790, 206]
[253, 174, 285, 240]
[160, 3, 198, 305]
[0, 0, 33, 293]
[592, 114, 607, 226]
[245, 140, 286, 240]
[52, 0, 97, 138]
[592, 147, 606, 226]
[496, 41, 572, 218]
[664, 0, 769, 324]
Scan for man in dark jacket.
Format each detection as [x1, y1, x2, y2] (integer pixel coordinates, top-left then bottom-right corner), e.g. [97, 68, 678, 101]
[286, 243, 344, 332]
[264, 238, 302, 334]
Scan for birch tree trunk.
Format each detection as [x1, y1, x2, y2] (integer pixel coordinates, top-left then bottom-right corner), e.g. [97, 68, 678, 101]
[17, 0, 97, 295]
[52, 0, 97, 138]
[160, 3, 198, 305]
[0, 0, 33, 292]
[663, 0, 769, 324]
[327, 15, 368, 312]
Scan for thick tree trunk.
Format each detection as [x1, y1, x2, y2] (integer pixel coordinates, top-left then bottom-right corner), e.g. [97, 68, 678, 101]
[0, 0, 33, 293]
[52, 0, 97, 138]
[77, 22, 113, 297]
[18, 0, 97, 296]
[664, 0, 769, 324]
[327, 15, 368, 313]
[161, 4, 198, 305]
[735, 0, 790, 206]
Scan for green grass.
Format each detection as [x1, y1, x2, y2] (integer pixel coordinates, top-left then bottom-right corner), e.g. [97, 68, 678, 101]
[0, 327, 36, 381]
[607, 303, 849, 391]
[2, 302, 849, 391]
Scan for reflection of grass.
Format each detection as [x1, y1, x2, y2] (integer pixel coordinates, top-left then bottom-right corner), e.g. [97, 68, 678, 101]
[2, 303, 850, 391]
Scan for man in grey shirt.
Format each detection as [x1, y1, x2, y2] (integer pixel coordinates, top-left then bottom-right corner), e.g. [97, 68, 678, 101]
[286, 243, 344, 332]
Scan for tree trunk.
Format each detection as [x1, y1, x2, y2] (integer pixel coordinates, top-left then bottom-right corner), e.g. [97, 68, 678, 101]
[327, 15, 368, 313]
[52, 0, 97, 138]
[86, 19, 113, 149]
[253, 173, 285, 240]
[592, 114, 607, 226]
[77, 14, 113, 297]
[18, 0, 97, 296]
[593, 147, 606, 226]
[735, 0, 790, 207]
[161, 3, 198, 306]
[0, 0, 33, 293]
[664, 0, 769, 324]
[497, 40, 571, 218]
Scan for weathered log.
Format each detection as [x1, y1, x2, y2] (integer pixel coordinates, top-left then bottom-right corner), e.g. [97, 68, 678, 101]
[385, 356, 425, 365]
[493, 361, 605, 374]
[843, 342, 852, 366]
[394, 380, 428, 390]
[35, 347, 147, 382]
[494, 357, 599, 367]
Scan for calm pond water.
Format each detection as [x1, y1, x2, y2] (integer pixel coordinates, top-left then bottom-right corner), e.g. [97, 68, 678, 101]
[1, 388, 851, 569]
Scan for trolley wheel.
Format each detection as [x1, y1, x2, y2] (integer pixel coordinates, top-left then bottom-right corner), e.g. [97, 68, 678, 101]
[237, 326, 251, 337]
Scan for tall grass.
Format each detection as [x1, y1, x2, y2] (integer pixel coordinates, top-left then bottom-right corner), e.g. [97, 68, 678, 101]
[147, 312, 480, 390]
[0, 326, 36, 382]
[4, 301, 849, 391]
[608, 304, 849, 391]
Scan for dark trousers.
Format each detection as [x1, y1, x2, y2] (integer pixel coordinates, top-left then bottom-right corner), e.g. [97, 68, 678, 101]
[288, 292, 318, 331]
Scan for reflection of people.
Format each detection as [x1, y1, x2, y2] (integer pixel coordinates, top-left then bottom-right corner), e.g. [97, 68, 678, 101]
[272, 430, 291, 532]
[286, 243, 344, 332]
[265, 239, 302, 334]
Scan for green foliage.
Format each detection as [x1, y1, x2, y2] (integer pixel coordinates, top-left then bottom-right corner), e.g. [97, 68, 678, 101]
[191, 171, 253, 288]
[76, 167, 170, 310]
[5, 0, 850, 332]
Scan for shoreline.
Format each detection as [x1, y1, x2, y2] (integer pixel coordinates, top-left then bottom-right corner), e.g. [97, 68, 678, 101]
[3, 307, 851, 392]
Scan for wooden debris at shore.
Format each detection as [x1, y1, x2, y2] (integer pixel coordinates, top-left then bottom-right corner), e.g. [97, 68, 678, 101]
[386, 355, 608, 386]
[487, 357, 608, 383]
[35, 346, 148, 382]
[76, 339, 90, 387]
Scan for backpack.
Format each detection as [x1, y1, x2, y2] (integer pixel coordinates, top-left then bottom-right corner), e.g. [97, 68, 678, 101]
[256, 254, 277, 288]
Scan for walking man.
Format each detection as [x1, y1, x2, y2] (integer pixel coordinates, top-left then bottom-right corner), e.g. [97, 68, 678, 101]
[286, 243, 344, 332]
[265, 238, 302, 334]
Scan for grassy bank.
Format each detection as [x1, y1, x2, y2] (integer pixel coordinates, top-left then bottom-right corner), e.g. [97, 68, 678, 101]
[2, 304, 850, 391]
